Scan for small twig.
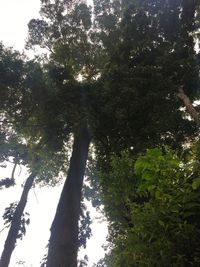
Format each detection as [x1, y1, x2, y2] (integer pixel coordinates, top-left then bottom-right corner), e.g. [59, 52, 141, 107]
[33, 188, 39, 204]
[18, 165, 22, 177]
[0, 226, 9, 234]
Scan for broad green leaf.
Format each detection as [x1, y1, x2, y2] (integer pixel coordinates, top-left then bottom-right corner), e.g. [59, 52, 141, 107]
[192, 178, 200, 190]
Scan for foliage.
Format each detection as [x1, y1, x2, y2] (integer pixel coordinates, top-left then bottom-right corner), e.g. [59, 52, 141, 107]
[0, 41, 69, 185]
[15, 261, 30, 267]
[98, 148, 200, 266]
[2, 202, 30, 240]
[79, 203, 92, 249]
[0, 178, 15, 189]
[78, 255, 89, 267]
[93, 0, 199, 161]
[0, 43, 24, 114]
[1, 0, 200, 265]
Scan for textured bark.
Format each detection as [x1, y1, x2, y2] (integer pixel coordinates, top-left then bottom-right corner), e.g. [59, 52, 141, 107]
[177, 87, 199, 123]
[0, 172, 36, 267]
[46, 126, 91, 267]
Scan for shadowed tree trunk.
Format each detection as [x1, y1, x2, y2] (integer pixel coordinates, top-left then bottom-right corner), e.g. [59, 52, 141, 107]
[0, 172, 36, 267]
[46, 126, 92, 267]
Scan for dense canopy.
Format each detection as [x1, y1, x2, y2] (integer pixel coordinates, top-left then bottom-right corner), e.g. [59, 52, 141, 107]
[1, 0, 200, 267]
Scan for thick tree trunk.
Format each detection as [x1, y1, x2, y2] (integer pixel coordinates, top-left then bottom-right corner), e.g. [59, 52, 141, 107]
[0, 172, 36, 267]
[46, 126, 91, 267]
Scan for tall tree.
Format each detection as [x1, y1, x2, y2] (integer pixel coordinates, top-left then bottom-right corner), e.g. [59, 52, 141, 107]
[91, 0, 200, 265]
[27, 2, 97, 265]
[25, 1, 200, 266]
[0, 172, 36, 267]
[0, 1, 193, 267]
[0, 42, 68, 266]
[46, 126, 91, 267]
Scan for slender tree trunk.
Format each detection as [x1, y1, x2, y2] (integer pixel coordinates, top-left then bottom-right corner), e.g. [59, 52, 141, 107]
[0, 172, 36, 267]
[46, 126, 92, 267]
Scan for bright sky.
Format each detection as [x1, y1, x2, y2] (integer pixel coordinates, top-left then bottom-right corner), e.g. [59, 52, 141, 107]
[0, 1, 107, 266]
[0, 0, 40, 51]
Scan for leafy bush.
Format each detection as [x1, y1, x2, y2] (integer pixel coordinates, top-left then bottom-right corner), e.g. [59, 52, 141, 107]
[99, 148, 200, 267]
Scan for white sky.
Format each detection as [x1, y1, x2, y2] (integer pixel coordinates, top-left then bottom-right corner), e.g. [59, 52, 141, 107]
[0, 0, 41, 51]
[0, 0, 107, 266]
[0, 165, 108, 267]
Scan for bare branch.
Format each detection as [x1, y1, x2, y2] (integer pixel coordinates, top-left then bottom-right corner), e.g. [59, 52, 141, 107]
[177, 86, 199, 124]
[11, 162, 18, 181]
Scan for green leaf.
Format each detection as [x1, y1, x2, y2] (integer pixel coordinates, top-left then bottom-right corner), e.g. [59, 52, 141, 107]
[158, 220, 165, 227]
[192, 178, 200, 190]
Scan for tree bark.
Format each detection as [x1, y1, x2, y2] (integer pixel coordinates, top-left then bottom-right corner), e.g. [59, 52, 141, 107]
[46, 126, 92, 267]
[0, 172, 36, 267]
[177, 87, 199, 124]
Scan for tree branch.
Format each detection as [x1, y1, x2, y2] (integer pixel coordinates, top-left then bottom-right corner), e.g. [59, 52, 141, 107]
[11, 162, 18, 181]
[0, 120, 49, 128]
[176, 86, 199, 124]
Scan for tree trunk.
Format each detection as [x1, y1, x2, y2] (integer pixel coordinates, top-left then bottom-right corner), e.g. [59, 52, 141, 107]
[46, 126, 92, 267]
[0, 172, 36, 267]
